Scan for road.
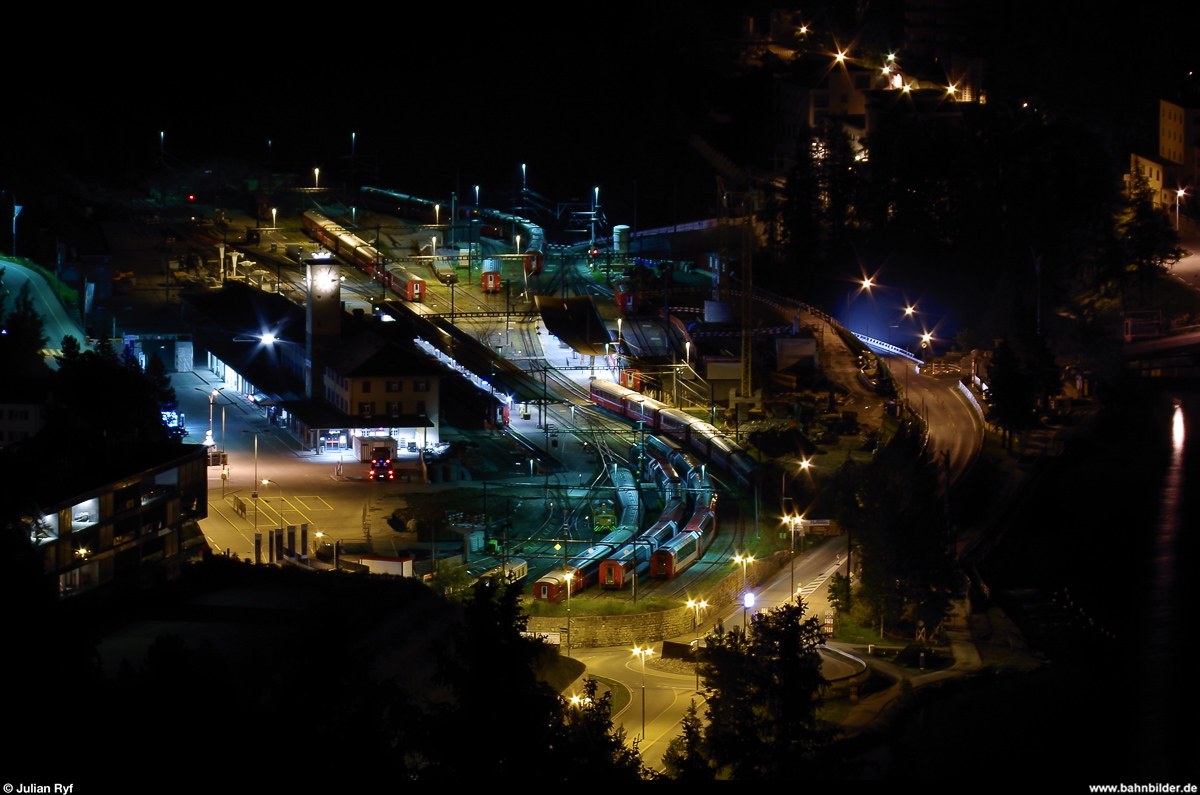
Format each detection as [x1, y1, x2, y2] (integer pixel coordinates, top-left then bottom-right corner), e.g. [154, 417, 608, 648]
[577, 532, 864, 770]
[1, 257, 87, 358]
[186, 210, 977, 768]
[173, 369, 402, 561]
[892, 357, 983, 484]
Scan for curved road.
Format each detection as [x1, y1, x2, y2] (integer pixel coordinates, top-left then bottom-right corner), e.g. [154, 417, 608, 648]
[1, 258, 86, 360]
[891, 357, 984, 484]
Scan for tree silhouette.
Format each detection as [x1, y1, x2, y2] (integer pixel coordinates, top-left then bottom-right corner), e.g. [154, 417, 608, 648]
[662, 700, 710, 779]
[0, 282, 49, 379]
[1121, 166, 1185, 299]
[685, 600, 832, 779]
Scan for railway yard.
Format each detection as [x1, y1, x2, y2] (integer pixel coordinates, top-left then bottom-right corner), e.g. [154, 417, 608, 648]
[188, 189, 887, 630]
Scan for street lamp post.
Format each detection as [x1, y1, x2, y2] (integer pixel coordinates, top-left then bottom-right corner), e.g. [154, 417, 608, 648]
[242, 429, 269, 557]
[194, 387, 223, 449]
[733, 553, 754, 627]
[783, 514, 808, 598]
[686, 599, 707, 690]
[564, 570, 574, 657]
[261, 478, 284, 522]
[733, 553, 754, 589]
[262, 477, 285, 561]
[844, 277, 874, 332]
[889, 305, 915, 343]
[632, 645, 654, 741]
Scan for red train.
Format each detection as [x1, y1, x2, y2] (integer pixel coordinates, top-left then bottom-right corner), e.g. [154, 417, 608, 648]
[650, 490, 717, 578]
[613, 276, 638, 314]
[589, 379, 758, 488]
[525, 249, 544, 277]
[481, 258, 502, 293]
[357, 186, 545, 279]
[534, 534, 625, 603]
[598, 498, 683, 590]
[302, 210, 425, 302]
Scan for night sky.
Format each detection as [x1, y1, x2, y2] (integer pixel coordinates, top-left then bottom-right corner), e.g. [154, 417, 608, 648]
[4, 2, 1200, 783]
[6, 4, 1195, 228]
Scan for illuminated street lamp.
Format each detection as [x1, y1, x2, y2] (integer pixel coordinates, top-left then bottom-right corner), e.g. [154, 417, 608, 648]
[686, 599, 707, 690]
[783, 515, 807, 596]
[889, 304, 916, 343]
[313, 168, 320, 188]
[845, 277, 875, 331]
[315, 531, 343, 571]
[743, 591, 756, 629]
[194, 387, 223, 449]
[261, 478, 284, 524]
[564, 570, 575, 657]
[1177, 189, 1188, 230]
[242, 429, 269, 549]
[733, 553, 754, 589]
[631, 645, 654, 740]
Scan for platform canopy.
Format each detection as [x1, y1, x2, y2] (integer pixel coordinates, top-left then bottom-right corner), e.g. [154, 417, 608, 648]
[534, 296, 612, 356]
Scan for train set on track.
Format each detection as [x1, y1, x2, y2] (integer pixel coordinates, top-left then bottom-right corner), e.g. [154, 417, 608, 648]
[300, 196, 756, 605]
[533, 427, 728, 602]
[588, 379, 758, 489]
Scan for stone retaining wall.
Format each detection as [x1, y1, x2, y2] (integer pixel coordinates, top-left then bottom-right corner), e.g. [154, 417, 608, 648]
[527, 551, 786, 649]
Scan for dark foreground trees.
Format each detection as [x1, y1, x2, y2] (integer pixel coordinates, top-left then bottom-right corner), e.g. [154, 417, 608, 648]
[5, 560, 655, 785]
[829, 426, 958, 636]
[663, 600, 833, 779]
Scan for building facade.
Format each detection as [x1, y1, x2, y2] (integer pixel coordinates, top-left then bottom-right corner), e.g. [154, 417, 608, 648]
[28, 444, 210, 598]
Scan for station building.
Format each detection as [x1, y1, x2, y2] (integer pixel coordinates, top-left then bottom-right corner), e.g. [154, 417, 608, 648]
[181, 270, 443, 460]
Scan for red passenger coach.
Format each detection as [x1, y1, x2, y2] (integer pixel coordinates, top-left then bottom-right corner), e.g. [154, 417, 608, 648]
[651, 494, 717, 579]
[589, 379, 636, 416]
[598, 546, 646, 590]
[613, 277, 638, 315]
[524, 250, 544, 277]
[481, 258, 502, 293]
[392, 267, 425, 302]
[626, 394, 666, 427]
[589, 378, 760, 489]
[535, 566, 583, 603]
[599, 498, 682, 590]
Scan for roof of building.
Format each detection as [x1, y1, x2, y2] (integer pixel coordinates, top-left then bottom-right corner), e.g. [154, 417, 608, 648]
[181, 283, 446, 431]
[326, 321, 444, 379]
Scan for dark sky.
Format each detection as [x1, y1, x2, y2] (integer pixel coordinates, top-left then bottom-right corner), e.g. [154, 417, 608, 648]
[5, 5, 734, 226]
[5, 3, 1196, 226]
